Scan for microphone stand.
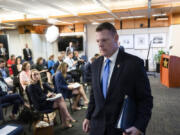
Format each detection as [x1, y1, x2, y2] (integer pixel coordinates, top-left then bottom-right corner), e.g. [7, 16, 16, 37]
[146, 40, 156, 77]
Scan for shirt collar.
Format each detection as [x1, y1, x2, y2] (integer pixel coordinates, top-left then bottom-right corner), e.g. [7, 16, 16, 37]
[104, 48, 119, 63]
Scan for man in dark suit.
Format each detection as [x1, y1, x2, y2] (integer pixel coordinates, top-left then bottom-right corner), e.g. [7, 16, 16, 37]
[23, 44, 32, 61]
[82, 22, 153, 135]
[66, 42, 75, 56]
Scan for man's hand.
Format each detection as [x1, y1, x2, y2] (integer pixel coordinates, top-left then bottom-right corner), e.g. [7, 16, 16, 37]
[123, 127, 143, 135]
[82, 118, 90, 133]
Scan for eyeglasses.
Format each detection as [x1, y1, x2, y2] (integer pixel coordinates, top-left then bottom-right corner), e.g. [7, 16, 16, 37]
[33, 73, 39, 76]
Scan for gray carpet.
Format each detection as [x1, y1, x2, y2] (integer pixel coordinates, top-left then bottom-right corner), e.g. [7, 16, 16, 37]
[1, 75, 180, 135]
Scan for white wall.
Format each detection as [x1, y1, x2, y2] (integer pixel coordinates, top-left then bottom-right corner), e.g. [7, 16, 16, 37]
[86, 24, 99, 58]
[118, 27, 169, 71]
[6, 26, 171, 71]
[169, 24, 180, 57]
[86, 24, 169, 71]
[6, 30, 59, 62]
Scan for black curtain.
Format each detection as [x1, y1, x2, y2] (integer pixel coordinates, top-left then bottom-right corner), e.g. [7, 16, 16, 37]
[0, 35, 9, 59]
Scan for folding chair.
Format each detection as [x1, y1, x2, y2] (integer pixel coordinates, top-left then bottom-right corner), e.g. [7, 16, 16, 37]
[25, 86, 61, 130]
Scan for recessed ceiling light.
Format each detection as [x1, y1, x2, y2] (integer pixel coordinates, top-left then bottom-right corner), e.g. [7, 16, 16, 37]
[152, 13, 167, 17]
[120, 16, 145, 19]
[92, 22, 100, 25]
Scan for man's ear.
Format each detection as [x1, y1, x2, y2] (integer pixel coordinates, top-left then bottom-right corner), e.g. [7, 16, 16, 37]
[114, 33, 119, 43]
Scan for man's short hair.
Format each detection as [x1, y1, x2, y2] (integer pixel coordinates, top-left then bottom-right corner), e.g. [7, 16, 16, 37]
[0, 58, 5, 63]
[96, 22, 117, 36]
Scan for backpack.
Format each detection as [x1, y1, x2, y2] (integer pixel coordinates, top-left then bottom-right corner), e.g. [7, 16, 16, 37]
[18, 107, 42, 123]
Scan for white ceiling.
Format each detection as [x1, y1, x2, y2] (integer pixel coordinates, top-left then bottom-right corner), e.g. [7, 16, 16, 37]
[0, 0, 180, 26]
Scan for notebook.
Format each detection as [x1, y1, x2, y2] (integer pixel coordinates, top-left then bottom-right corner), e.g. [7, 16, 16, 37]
[46, 93, 62, 101]
[116, 95, 136, 132]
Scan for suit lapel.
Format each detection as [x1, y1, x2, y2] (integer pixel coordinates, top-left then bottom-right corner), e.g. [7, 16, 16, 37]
[106, 50, 125, 99]
[96, 56, 105, 101]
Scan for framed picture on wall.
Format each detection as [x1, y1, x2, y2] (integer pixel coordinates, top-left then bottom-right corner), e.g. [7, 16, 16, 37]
[118, 34, 133, 49]
[150, 33, 166, 47]
[134, 34, 149, 49]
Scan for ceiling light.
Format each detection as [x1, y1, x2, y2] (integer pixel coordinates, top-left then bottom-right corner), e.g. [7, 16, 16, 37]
[154, 16, 168, 21]
[120, 16, 145, 19]
[96, 18, 114, 21]
[47, 18, 61, 24]
[152, 13, 167, 17]
[92, 22, 100, 25]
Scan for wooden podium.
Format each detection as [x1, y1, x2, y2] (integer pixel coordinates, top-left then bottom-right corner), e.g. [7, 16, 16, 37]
[160, 54, 180, 88]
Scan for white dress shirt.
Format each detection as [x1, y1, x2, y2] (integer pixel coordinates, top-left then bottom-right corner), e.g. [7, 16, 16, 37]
[101, 48, 119, 89]
[64, 57, 76, 72]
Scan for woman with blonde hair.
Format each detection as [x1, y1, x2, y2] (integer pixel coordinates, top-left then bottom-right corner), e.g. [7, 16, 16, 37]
[47, 55, 55, 75]
[54, 62, 89, 111]
[29, 69, 76, 128]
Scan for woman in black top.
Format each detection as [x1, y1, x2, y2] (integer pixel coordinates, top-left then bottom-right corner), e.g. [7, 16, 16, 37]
[29, 69, 75, 128]
[35, 57, 51, 84]
[12, 57, 22, 76]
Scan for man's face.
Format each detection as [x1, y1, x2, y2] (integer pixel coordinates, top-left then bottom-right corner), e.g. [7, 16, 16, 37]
[0, 62, 5, 68]
[96, 30, 118, 57]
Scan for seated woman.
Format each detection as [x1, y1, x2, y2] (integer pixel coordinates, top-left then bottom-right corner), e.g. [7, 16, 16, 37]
[0, 72, 24, 120]
[35, 57, 51, 84]
[12, 57, 22, 77]
[19, 62, 31, 106]
[29, 69, 75, 128]
[54, 62, 89, 111]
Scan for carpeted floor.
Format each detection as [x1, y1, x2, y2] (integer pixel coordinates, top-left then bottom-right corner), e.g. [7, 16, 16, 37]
[1, 75, 180, 135]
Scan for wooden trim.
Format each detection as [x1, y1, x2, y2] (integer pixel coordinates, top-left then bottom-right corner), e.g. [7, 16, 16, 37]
[78, 11, 108, 16]
[112, 6, 148, 13]
[114, 20, 120, 30]
[172, 13, 180, 25]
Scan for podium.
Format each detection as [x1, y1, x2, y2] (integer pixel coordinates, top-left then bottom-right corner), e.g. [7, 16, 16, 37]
[160, 54, 180, 88]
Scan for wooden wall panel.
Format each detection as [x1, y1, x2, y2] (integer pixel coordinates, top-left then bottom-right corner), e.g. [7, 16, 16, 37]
[122, 19, 134, 29]
[75, 23, 84, 32]
[172, 13, 180, 25]
[0, 31, 4, 34]
[18, 25, 34, 34]
[59, 25, 75, 33]
[33, 25, 47, 34]
[114, 20, 120, 30]
[150, 17, 169, 27]
[134, 18, 148, 28]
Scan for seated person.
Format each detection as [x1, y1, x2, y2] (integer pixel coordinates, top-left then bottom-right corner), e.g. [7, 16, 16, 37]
[12, 57, 22, 77]
[64, 52, 80, 82]
[19, 62, 31, 106]
[0, 58, 13, 87]
[29, 69, 75, 128]
[35, 57, 51, 84]
[47, 55, 55, 75]
[7, 54, 16, 76]
[84, 57, 96, 83]
[54, 62, 89, 110]
[0, 72, 24, 120]
[53, 53, 64, 73]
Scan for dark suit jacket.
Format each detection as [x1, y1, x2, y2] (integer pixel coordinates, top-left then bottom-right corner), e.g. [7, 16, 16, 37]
[86, 49, 153, 135]
[28, 82, 54, 110]
[54, 71, 72, 99]
[66, 46, 74, 55]
[23, 48, 32, 61]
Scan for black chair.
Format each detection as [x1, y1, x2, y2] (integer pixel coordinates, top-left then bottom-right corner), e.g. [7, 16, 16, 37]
[25, 86, 61, 130]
